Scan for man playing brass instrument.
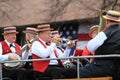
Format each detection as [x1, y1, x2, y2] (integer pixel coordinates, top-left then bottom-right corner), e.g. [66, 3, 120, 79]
[51, 30, 75, 63]
[73, 25, 99, 65]
[79, 10, 120, 78]
[31, 24, 77, 79]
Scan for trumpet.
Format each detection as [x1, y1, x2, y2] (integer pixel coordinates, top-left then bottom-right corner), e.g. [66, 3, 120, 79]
[60, 38, 77, 45]
[59, 38, 77, 49]
[58, 38, 71, 45]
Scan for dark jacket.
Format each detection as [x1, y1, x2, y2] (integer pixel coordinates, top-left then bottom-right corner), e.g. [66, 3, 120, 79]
[95, 24, 120, 56]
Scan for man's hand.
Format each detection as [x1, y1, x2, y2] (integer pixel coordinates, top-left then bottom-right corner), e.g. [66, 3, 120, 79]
[8, 54, 19, 60]
[51, 36, 60, 44]
[67, 40, 75, 49]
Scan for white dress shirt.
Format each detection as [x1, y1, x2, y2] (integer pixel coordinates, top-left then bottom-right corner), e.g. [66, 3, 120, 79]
[0, 54, 9, 61]
[0, 40, 16, 61]
[0, 40, 27, 61]
[87, 32, 107, 53]
[22, 39, 34, 60]
[31, 38, 71, 65]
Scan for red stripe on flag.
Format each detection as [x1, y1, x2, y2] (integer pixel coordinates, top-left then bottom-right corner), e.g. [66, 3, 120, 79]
[77, 33, 91, 41]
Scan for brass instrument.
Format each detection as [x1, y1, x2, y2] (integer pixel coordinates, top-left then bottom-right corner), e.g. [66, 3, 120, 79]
[60, 38, 72, 45]
[60, 38, 76, 48]
[98, 10, 106, 32]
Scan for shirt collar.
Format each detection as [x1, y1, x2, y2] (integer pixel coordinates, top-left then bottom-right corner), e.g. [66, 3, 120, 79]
[5, 40, 15, 47]
[39, 38, 46, 45]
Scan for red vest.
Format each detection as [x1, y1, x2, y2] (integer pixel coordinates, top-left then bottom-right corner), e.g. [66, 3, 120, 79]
[1, 41, 21, 55]
[32, 40, 50, 72]
[74, 46, 95, 61]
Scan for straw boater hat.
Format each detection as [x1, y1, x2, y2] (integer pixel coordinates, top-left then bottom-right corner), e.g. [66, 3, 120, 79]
[2, 27, 18, 35]
[89, 25, 99, 37]
[51, 30, 62, 37]
[23, 27, 38, 34]
[37, 24, 53, 32]
[103, 10, 120, 22]
[51, 30, 59, 35]
[90, 25, 99, 31]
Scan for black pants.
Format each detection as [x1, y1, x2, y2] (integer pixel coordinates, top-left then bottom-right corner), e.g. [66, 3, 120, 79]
[34, 65, 77, 80]
[3, 68, 34, 80]
[113, 61, 120, 80]
[62, 67, 77, 78]
[79, 60, 115, 78]
[23, 56, 33, 70]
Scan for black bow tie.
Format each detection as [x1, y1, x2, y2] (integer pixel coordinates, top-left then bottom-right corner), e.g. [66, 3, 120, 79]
[46, 42, 50, 46]
[10, 44, 15, 48]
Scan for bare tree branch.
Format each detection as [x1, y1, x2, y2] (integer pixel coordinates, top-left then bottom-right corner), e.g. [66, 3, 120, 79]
[111, 0, 118, 10]
[0, 0, 23, 26]
[101, 0, 106, 10]
[49, 0, 72, 20]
